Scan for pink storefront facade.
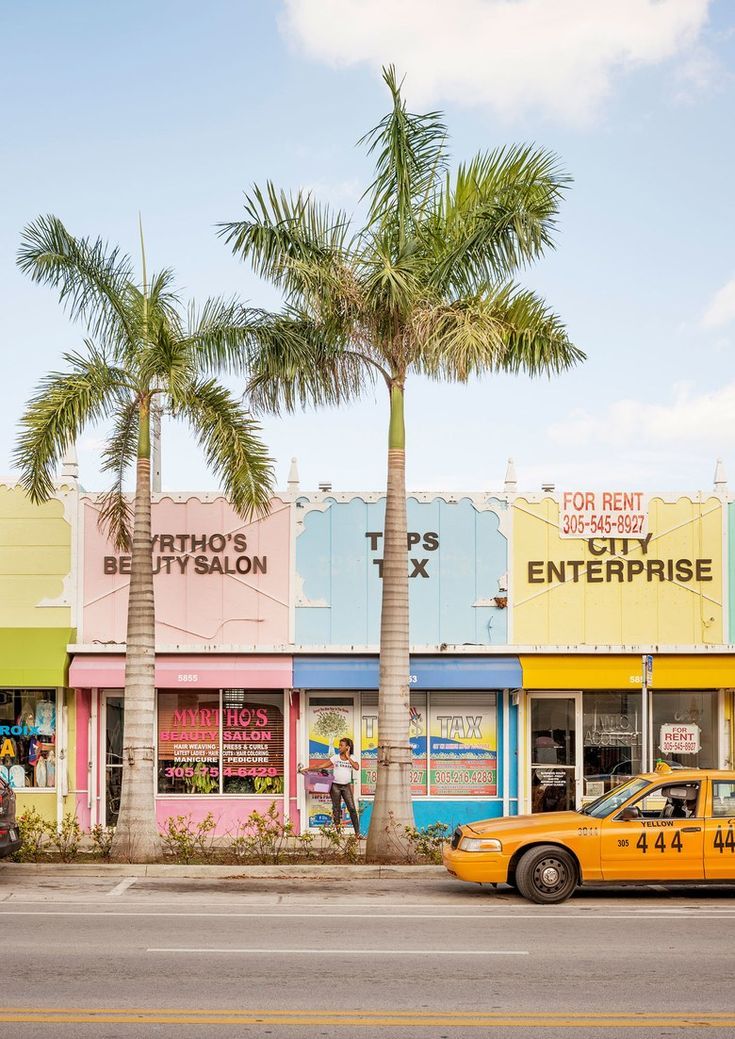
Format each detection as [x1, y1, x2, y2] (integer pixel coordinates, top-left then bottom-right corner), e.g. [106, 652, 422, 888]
[70, 493, 298, 833]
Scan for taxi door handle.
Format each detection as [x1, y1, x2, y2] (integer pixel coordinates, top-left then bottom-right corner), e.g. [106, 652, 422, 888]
[682, 826, 702, 832]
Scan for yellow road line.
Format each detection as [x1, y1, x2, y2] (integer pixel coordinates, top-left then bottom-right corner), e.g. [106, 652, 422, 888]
[3, 1011, 735, 1028]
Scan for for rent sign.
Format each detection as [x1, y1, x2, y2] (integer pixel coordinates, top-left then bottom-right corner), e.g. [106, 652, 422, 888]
[659, 723, 701, 755]
[560, 491, 648, 539]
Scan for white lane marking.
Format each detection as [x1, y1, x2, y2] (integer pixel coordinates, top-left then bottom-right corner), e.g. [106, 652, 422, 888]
[1, 910, 734, 920]
[108, 878, 137, 897]
[146, 948, 529, 955]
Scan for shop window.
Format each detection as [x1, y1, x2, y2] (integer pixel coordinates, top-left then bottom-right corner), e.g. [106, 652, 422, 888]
[0, 690, 57, 790]
[361, 693, 427, 796]
[429, 693, 497, 797]
[157, 689, 284, 796]
[652, 691, 718, 769]
[583, 691, 642, 797]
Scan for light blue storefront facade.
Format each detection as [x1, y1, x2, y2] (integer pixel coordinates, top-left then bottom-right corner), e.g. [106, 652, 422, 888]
[294, 493, 520, 831]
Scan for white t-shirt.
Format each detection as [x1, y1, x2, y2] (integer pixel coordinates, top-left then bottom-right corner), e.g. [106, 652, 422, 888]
[331, 754, 355, 785]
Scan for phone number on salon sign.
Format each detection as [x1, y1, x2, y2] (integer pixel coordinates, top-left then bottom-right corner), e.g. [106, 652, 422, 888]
[164, 766, 279, 778]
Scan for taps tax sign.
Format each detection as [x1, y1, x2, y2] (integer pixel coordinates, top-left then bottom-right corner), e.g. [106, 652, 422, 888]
[560, 491, 648, 540]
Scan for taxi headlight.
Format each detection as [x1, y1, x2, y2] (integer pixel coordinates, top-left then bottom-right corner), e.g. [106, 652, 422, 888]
[459, 837, 503, 853]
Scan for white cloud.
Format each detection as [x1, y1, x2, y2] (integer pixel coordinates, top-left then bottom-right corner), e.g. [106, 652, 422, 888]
[702, 275, 735, 329]
[548, 381, 735, 450]
[280, 0, 711, 124]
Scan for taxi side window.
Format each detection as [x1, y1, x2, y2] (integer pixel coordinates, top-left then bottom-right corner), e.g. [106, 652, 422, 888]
[618, 782, 701, 820]
[711, 781, 735, 818]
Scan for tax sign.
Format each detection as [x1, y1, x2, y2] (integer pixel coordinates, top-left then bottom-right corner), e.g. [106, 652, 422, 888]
[560, 490, 649, 540]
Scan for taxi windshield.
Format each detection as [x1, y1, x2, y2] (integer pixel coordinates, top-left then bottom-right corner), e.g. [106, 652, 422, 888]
[580, 777, 650, 818]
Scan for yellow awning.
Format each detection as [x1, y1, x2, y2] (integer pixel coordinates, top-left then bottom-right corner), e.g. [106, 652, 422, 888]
[650, 656, 735, 689]
[520, 655, 642, 689]
[520, 654, 735, 690]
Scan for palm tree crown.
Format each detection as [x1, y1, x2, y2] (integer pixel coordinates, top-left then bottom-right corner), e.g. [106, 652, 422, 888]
[16, 214, 273, 538]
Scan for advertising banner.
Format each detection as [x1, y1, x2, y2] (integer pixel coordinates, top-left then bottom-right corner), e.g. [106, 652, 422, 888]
[157, 691, 220, 793]
[429, 693, 497, 796]
[361, 694, 427, 795]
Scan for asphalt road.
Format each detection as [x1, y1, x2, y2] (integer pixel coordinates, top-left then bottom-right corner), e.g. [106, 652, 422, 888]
[1, 870, 734, 1038]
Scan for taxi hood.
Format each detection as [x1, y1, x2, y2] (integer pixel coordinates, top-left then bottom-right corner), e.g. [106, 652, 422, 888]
[464, 811, 582, 837]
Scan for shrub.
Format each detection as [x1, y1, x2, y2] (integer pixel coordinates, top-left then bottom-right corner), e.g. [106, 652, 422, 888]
[318, 823, 360, 863]
[161, 813, 218, 864]
[47, 812, 82, 862]
[404, 822, 450, 864]
[229, 802, 293, 864]
[12, 807, 52, 862]
[90, 824, 115, 861]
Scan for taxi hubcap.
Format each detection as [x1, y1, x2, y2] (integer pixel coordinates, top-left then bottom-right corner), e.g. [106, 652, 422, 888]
[534, 857, 567, 892]
[541, 865, 560, 886]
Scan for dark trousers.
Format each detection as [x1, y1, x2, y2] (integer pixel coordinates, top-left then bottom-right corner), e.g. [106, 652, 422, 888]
[330, 781, 360, 833]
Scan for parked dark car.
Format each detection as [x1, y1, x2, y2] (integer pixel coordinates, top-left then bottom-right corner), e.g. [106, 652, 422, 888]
[0, 777, 21, 859]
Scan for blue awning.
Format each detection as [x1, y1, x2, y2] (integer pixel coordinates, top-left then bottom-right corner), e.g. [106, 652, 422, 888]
[293, 655, 522, 690]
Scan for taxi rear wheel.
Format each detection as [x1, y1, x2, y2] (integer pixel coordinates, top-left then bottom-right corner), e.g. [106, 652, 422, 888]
[516, 845, 578, 905]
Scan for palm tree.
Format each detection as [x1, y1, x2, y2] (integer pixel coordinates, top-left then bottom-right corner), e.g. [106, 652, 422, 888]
[15, 215, 274, 862]
[221, 68, 585, 861]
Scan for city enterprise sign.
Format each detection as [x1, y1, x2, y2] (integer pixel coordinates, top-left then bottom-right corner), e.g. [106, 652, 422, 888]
[527, 490, 713, 586]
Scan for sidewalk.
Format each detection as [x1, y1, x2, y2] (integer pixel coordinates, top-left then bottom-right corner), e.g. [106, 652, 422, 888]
[1, 861, 447, 880]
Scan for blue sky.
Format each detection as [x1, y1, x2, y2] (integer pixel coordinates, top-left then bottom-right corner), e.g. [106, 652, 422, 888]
[2, 0, 734, 495]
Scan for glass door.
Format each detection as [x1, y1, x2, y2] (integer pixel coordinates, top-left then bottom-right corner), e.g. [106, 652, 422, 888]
[305, 695, 356, 830]
[101, 692, 123, 827]
[529, 693, 582, 813]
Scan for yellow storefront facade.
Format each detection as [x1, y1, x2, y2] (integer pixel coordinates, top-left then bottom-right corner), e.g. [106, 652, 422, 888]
[511, 494, 732, 816]
[0, 480, 77, 825]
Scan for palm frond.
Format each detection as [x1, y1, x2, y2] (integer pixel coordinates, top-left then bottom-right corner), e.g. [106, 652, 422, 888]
[14, 345, 126, 502]
[97, 395, 138, 550]
[425, 145, 571, 293]
[172, 379, 274, 519]
[360, 65, 448, 239]
[219, 184, 349, 302]
[17, 215, 136, 352]
[243, 311, 371, 415]
[414, 284, 583, 381]
[97, 488, 134, 553]
[183, 297, 251, 375]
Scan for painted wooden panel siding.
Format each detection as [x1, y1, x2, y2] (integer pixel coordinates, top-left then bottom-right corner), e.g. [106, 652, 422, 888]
[0, 484, 72, 627]
[512, 495, 724, 646]
[295, 496, 508, 646]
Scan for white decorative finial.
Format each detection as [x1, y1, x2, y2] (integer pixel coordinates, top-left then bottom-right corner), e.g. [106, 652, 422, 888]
[504, 457, 517, 493]
[714, 458, 727, 492]
[287, 457, 300, 494]
[60, 442, 79, 481]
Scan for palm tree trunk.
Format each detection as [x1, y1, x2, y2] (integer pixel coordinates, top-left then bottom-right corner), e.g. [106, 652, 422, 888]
[366, 381, 413, 861]
[110, 399, 162, 862]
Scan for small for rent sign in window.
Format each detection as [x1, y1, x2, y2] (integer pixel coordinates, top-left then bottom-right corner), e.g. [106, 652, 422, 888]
[559, 490, 649, 539]
[659, 723, 701, 755]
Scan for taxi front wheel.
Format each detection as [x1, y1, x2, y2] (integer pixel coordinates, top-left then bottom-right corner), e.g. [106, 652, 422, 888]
[515, 845, 578, 905]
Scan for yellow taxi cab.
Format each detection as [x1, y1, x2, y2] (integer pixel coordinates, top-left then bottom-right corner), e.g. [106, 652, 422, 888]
[443, 766, 735, 904]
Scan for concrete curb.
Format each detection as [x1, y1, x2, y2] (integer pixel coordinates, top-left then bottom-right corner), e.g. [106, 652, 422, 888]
[1, 862, 447, 880]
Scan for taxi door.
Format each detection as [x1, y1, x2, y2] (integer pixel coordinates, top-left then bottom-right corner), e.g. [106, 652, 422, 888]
[599, 783, 705, 882]
[705, 779, 735, 881]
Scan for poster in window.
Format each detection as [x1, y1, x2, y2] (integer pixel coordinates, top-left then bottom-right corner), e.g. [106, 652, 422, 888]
[157, 691, 220, 794]
[306, 701, 354, 828]
[429, 693, 497, 796]
[221, 692, 284, 794]
[360, 694, 427, 795]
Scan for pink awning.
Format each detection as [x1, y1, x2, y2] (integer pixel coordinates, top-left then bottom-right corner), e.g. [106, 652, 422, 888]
[69, 654, 292, 689]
